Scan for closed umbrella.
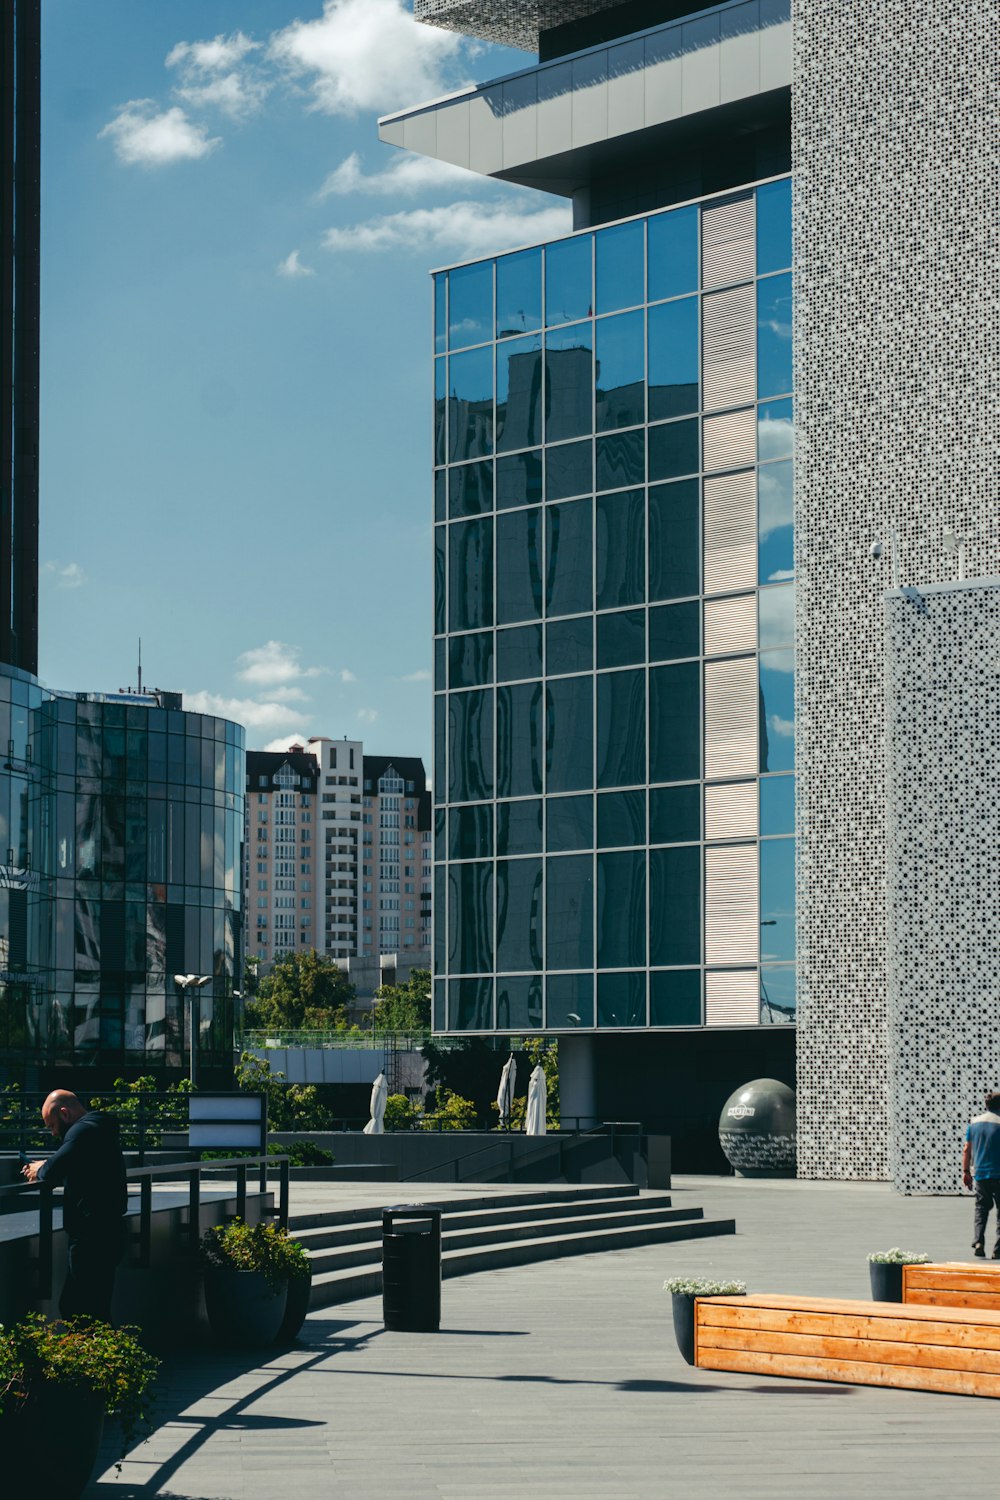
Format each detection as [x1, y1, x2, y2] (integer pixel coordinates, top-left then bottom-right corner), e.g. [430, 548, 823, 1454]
[497, 1054, 517, 1130]
[363, 1071, 388, 1135]
[525, 1063, 547, 1136]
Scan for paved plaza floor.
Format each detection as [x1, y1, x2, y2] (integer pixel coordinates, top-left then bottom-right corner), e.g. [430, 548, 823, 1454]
[86, 1176, 1000, 1500]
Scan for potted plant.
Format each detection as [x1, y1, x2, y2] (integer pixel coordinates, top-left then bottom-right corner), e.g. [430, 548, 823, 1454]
[867, 1248, 931, 1302]
[201, 1218, 290, 1347]
[664, 1277, 747, 1365]
[271, 1229, 313, 1344]
[0, 1313, 159, 1497]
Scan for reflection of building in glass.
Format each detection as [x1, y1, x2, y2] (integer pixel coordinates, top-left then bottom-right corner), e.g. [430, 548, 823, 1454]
[394, 2, 799, 1163]
[0, 668, 245, 1089]
[246, 741, 431, 970]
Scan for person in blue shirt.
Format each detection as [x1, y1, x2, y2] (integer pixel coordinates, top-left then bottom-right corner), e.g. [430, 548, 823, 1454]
[962, 1091, 1000, 1258]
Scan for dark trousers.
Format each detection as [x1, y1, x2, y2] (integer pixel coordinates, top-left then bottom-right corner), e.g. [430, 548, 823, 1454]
[59, 1223, 126, 1323]
[973, 1179, 1000, 1256]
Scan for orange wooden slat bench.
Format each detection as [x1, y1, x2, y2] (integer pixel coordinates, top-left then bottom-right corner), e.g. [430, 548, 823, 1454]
[904, 1262, 1000, 1311]
[694, 1293, 1000, 1398]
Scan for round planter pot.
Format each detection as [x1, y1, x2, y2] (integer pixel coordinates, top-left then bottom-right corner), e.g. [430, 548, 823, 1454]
[671, 1292, 746, 1366]
[204, 1268, 288, 1348]
[869, 1262, 905, 1303]
[275, 1270, 312, 1344]
[1, 1386, 105, 1497]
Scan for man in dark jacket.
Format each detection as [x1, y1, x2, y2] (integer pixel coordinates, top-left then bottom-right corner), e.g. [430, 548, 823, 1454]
[22, 1091, 128, 1321]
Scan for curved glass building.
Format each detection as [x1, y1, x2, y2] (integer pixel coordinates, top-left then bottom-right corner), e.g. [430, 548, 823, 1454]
[0, 665, 245, 1089]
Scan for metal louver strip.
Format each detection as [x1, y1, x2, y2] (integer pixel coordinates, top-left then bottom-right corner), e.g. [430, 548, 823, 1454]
[705, 655, 758, 779]
[703, 406, 756, 473]
[704, 594, 756, 658]
[705, 969, 759, 1026]
[705, 843, 759, 968]
[702, 193, 755, 287]
[704, 781, 758, 842]
[704, 470, 756, 595]
[702, 284, 755, 411]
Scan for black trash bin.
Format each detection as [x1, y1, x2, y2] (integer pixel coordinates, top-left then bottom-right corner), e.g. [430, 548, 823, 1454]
[382, 1204, 442, 1332]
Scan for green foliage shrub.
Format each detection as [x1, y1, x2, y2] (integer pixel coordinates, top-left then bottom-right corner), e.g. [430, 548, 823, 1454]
[201, 1218, 310, 1290]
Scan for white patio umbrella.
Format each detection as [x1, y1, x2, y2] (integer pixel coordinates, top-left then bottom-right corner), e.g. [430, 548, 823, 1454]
[497, 1053, 517, 1129]
[525, 1063, 547, 1136]
[363, 1071, 388, 1135]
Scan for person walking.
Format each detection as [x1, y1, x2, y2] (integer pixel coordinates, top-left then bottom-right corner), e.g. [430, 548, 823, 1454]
[962, 1090, 1000, 1258]
[21, 1090, 128, 1321]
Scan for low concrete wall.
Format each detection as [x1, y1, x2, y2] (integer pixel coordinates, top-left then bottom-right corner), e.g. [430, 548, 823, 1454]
[0, 1187, 273, 1347]
[269, 1130, 658, 1186]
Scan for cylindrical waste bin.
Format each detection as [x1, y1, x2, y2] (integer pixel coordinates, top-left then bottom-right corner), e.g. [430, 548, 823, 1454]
[382, 1205, 442, 1332]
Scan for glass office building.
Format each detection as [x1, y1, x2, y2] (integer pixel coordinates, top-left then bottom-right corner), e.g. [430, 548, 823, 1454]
[0, 665, 245, 1089]
[432, 179, 794, 1038]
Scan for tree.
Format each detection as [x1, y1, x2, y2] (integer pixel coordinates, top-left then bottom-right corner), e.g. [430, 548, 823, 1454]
[383, 1093, 422, 1131]
[245, 949, 354, 1032]
[372, 968, 431, 1034]
[233, 1051, 327, 1131]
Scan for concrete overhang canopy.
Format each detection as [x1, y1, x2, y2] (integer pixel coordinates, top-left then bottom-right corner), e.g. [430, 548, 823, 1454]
[415, 0, 625, 52]
[382, 1, 791, 193]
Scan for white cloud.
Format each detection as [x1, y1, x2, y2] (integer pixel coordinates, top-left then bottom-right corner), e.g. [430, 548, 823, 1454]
[769, 713, 795, 739]
[277, 249, 315, 279]
[400, 669, 431, 682]
[268, 685, 311, 704]
[339, 668, 357, 683]
[356, 707, 379, 724]
[166, 32, 259, 74]
[269, 0, 466, 117]
[43, 561, 86, 590]
[177, 72, 270, 121]
[320, 151, 485, 199]
[184, 691, 306, 735]
[766, 567, 795, 583]
[236, 640, 324, 688]
[261, 732, 312, 753]
[323, 200, 573, 259]
[99, 101, 221, 167]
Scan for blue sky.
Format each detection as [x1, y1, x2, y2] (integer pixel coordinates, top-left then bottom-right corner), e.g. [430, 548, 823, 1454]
[39, 1, 570, 762]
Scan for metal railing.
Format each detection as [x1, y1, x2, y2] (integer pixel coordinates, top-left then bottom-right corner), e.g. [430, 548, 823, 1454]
[243, 1029, 476, 1051]
[0, 1153, 289, 1300]
[0, 1090, 192, 1160]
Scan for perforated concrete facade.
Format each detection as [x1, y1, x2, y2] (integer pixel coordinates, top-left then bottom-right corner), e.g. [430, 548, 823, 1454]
[793, 4, 1000, 1179]
[415, 0, 618, 51]
[885, 582, 1000, 1195]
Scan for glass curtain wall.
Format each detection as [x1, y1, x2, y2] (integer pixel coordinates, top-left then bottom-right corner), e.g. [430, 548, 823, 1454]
[0, 667, 245, 1078]
[433, 176, 794, 1033]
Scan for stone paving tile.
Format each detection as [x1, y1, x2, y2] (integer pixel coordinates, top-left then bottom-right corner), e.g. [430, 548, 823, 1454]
[85, 1177, 1000, 1499]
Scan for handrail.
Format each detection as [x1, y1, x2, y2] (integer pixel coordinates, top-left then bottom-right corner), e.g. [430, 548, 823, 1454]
[0, 1154, 289, 1301]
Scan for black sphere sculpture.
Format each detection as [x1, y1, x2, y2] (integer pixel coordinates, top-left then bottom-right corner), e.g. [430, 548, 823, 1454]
[719, 1078, 796, 1178]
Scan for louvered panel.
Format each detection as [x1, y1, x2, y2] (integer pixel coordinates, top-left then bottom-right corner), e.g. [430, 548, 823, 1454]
[702, 285, 756, 410]
[705, 656, 758, 779]
[703, 406, 756, 473]
[704, 594, 756, 658]
[705, 844, 758, 966]
[705, 969, 759, 1026]
[704, 470, 756, 595]
[702, 193, 755, 287]
[704, 781, 758, 842]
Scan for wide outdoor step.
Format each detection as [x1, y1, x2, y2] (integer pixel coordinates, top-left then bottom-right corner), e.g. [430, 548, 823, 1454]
[288, 1184, 639, 1233]
[302, 1200, 695, 1276]
[307, 1212, 735, 1308]
[293, 1191, 675, 1255]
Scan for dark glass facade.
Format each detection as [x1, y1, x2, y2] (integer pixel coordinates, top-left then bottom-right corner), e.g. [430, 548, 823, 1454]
[0, 667, 245, 1086]
[433, 177, 794, 1034]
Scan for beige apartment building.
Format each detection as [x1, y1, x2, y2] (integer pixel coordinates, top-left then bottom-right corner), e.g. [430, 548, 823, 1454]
[246, 739, 431, 972]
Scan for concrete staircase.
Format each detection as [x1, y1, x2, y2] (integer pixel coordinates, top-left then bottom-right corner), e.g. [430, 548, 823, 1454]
[293, 1186, 735, 1307]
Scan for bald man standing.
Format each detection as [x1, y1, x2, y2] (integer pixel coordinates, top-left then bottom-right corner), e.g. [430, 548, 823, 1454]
[22, 1091, 128, 1322]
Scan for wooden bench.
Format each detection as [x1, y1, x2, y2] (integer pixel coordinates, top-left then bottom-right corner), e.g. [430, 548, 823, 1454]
[695, 1293, 1000, 1398]
[904, 1262, 1000, 1312]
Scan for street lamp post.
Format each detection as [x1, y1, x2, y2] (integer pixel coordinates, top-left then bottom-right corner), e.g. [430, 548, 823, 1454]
[174, 974, 212, 1087]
